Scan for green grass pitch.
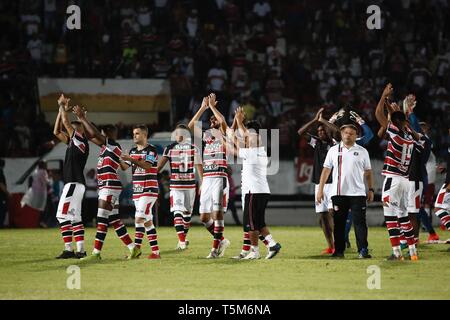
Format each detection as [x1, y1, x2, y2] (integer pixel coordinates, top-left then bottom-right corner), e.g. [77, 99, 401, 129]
[0, 226, 449, 299]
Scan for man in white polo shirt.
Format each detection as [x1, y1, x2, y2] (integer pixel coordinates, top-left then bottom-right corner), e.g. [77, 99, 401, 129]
[317, 124, 374, 258]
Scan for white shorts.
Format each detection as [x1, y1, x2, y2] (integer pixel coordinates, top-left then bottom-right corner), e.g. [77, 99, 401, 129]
[314, 184, 333, 213]
[382, 176, 410, 217]
[406, 181, 423, 213]
[56, 183, 85, 222]
[434, 183, 450, 211]
[133, 196, 157, 222]
[98, 188, 121, 206]
[199, 177, 229, 214]
[170, 189, 196, 213]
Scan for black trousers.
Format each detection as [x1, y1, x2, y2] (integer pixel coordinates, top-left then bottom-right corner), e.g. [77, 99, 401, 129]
[331, 196, 368, 254]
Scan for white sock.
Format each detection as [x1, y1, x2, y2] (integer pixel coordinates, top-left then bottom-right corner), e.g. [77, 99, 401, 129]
[76, 241, 84, 253]
[64, 243, 72, 251]
[251, 245, 259, 253]
[393, 246, 402, 257]
[93, 248, 100, 254]
[408, 245, 417, 256]
[127, 243, 135, 251]
[265, 234, 277, 247]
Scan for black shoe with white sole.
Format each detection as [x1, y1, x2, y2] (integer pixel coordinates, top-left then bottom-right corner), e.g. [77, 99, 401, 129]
[56, 250, 76, 259]
[265, 243, 281, 259]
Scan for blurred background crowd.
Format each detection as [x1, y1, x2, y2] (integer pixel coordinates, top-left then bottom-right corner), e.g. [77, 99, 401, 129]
[1, 0, 449, 160]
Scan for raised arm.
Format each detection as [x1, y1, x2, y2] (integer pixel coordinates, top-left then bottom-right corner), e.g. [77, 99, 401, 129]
[58, 94, 75, 138]
[297, 107, 322, 137]
[208, 93, 228, 134]
[375, 83, 393, 128]
[318, 110, 339, 140]
[72, 105, 105, 146]
[53, 109, 69, 144]
[234, 106, 248, 140]
[188, 96, 209, 131]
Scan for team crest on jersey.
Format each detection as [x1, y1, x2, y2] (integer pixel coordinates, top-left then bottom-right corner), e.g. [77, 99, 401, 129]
[146, 154, 156, 162]
[354, 152, 359, 156]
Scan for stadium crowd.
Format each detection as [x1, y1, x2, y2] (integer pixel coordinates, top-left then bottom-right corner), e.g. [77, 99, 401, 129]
[0, 0, 449, 159]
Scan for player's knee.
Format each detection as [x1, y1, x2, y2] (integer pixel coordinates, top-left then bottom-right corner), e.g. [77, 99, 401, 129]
[199, 214, 210, 224]
[144, 220, 153, 228]
[99, 200, 113, 211]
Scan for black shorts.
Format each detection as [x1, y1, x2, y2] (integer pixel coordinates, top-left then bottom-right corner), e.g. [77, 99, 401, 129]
[243, 193, 270, 231]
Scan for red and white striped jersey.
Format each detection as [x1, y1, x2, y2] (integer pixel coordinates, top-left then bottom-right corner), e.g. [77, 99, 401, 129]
[382, 123, 423, 178]
[127, 144, 159, 199]
[163, 142, 199, 189]
[202, 129, 228, 178]
[97, 138, 122, 190]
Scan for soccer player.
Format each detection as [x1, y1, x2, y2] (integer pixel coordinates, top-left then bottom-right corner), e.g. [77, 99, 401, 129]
[297, 107, 337, 255]
[157, 123, 203, 250]
[188, 93, 231, 259]
[434, 127, 450, 243]
[375, 84, 423, 261]
[402, 96, 432, 245]
[72, 106, 134, 260]
[53, 94, 89, 259]
[120, 125, 161, 259]
[228, 107, 281, 259]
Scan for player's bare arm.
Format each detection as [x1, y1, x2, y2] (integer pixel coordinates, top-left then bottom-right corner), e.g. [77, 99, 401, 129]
[297, 107, 322, 136]
[53, 108, 69, 144]
[375, 83, 393, 128]
[208, 93, 228, 135]
[317, 109, 339, 140]
[157, 156, 169, 173]
[72, 105, 105, 146]
[58, 94, 75, 138]
[120, 153, 153, 170]
[188, 96, 209, 135]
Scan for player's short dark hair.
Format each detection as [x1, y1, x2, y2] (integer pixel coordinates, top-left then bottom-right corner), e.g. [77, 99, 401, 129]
[103, 124, 117, 135]
[133, 124, 148, 133]
[246, 120, 262, 135]
[176, 123, 188, 130]
[391, 111, 406, 123]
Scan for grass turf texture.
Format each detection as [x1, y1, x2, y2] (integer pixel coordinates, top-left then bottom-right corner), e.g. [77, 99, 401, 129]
[0, 226, 449, 300]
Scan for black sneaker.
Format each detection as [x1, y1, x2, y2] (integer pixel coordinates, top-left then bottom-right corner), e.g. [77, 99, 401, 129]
[331, 252, 345, 258]
[265, 243, 281, 259]
[56, 250, 76, 259]
[358, 248, 372, 259]
[386, 254, 404, 261]
[75, 251, 87, 259]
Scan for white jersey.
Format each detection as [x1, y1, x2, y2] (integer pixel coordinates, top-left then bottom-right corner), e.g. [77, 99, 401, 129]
[426, 151, 436, 184]
[239, 147, 270, 194]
